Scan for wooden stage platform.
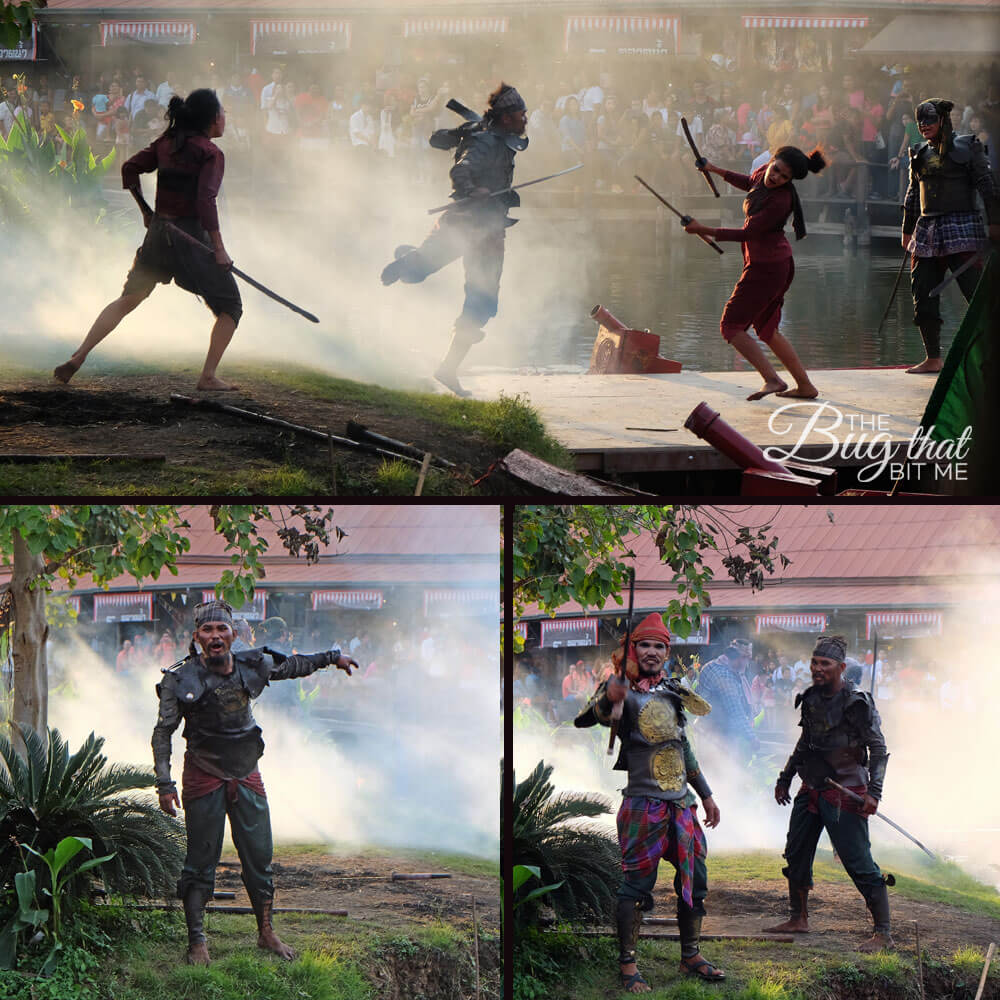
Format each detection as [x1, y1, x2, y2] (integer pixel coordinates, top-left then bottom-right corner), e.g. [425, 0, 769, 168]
[461, 369, 934, 477]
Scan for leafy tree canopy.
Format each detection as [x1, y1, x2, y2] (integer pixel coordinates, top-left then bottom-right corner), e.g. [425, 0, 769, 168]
[509, 505, 789, 640]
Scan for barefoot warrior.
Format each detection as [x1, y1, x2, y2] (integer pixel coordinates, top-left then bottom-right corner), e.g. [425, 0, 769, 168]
[683, 147, 826, 401]
[765, 635, 894, 951]
[574, 613, 725, 992]
[380, 83, 528, 397]
[901, 98, 999, 374]
[55, 89, 243, 392]
[152, 600, 358, 965]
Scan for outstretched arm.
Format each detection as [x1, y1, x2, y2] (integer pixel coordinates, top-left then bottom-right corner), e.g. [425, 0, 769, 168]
[266, 648, 358, 681]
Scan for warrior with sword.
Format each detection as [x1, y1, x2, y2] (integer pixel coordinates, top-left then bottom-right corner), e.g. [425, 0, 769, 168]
[680, 139, 827, 402]
[574, 610, 724, 992]
[380, 82, 529, 397]
[901, 98, 999, 375]
[55, 89, 245, 391]
[764, 635, 895, 951]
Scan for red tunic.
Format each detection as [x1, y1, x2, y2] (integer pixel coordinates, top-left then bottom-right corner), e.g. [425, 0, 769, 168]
[711, 167, 793, 265]
[121, 133, 225, 233]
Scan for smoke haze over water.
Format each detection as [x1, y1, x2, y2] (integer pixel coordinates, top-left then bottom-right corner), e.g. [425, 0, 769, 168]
[49, 631, 500, 859]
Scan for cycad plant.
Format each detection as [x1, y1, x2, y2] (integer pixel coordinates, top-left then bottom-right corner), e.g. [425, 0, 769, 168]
[510, 759, 621, 925]
[0, 724, 184, 902]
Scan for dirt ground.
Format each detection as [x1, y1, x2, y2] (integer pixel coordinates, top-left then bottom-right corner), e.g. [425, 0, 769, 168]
[212, 849, 499, 933]
[645, 877, 1000, 958]
[0, 372, 502, 490]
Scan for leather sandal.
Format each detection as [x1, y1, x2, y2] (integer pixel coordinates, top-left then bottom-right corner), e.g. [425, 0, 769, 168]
[680, 956, 726, 981]
[621, 969, 649, 992]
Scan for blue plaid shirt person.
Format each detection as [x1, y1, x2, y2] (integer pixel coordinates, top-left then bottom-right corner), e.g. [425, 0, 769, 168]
[696, 639, 759, 754]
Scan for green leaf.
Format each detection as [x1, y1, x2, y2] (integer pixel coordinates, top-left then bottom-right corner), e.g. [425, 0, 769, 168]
[51, 835, 90, 875]
[512, 864, 541, 893]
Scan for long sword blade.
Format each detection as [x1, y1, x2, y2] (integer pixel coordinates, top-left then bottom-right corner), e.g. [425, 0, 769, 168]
[427, 164, 583, 214]
[825, 779, 936, 859]
[929, 249, 987, 298]
[681, 117, 721, 197]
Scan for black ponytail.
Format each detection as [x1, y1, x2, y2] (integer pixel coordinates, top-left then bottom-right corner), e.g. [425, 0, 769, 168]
[162, 88, 221, 150]
[774, 146, 827, 240]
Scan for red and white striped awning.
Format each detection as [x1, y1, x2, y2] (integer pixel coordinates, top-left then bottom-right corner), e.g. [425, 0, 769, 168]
[403, 17, 509, 38]
[742, 15, 870, 28]
[565, 15, 680, 53]
[201, 590, 267, 621]
[755, 613, 828, 633]
[540, 617, 600, 648]
[311, 589, 383, 611]
[100, 21, 196, 46]
[866, 611, 942, 639]
[93, 592, 153, 623]
[0, 23, 38, 61]
[424, 588, 498, 617]
[514, 622, 528, 640]
[251, 19, 352, 56]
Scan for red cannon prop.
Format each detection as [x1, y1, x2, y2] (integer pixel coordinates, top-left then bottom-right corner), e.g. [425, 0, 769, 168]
[588, 305, 683, 375]
[684, 402, 837, 496]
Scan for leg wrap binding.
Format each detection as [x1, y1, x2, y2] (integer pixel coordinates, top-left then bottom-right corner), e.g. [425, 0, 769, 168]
[616, 897, 644, 964]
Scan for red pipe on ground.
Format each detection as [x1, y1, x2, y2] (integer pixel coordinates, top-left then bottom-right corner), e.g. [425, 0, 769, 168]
[684, 402, 789, 475]
[590, 304, 629, 332]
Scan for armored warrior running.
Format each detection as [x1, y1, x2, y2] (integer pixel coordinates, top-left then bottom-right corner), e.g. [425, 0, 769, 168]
[152, 600, 358, 965]
[575, 613, 724, 993]
[380, 82, 528, 397]
[764, 635, 894, 950]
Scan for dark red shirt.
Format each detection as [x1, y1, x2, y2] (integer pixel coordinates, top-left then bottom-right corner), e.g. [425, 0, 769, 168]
[712, 166, 793, 264]
[121, 132, 225, 233]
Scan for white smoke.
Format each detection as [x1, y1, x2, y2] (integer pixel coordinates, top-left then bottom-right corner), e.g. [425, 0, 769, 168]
[48, 631, 500, 858]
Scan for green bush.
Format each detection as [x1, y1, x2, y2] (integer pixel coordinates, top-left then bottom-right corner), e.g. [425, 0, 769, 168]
[0, 725, 184, 903]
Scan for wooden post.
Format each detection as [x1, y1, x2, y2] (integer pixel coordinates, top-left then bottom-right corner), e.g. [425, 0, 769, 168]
[914, 921, 925, 1000]
[414, 452, 432, 496]
[327, 429, 337, 495]
[974, 942, 996, 1000]
[473, 895, 481, 1000]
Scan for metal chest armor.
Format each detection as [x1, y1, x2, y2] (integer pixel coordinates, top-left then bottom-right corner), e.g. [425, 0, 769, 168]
[453, 130, 521, 211]
[165, 651, 273, 740]
[622, 686, 688, 800]
[914, 135, 981, 217]
[795, 682, 871, 786]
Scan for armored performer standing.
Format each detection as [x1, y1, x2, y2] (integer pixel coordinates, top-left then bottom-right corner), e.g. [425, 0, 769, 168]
[380, 82, 528, 397]
[902, 97, 999, 374]
[575, 613, 724, 993]
[764, 635, 893, 950]
[152, 600, 358, 965]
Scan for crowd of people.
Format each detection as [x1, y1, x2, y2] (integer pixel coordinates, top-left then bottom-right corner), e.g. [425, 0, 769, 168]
[516, 636, 960, 732]
[3, 56, 997, 204]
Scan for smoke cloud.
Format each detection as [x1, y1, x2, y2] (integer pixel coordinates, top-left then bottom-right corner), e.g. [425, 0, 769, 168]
[48, 629, 500, 859]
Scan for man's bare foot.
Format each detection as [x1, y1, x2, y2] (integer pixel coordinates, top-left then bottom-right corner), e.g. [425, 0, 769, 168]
[857, 932, 895, 952]
[776, 384, 819, 399]
[53, 359, 82, 384]
[186, 941, 210, 965]
[906, 359, 943, 374]
[195, 376, 240, 391]
[747, 378, 788, 401]
[619, 960, 651, 993]
[258, 928, 296, 961]
[763, 915, 810, 933]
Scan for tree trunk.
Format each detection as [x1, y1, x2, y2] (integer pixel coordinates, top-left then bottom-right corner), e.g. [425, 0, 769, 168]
[11, 529, 47, 744]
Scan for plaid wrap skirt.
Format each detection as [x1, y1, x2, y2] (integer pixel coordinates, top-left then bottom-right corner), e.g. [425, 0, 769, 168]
[908, 212, 987, 258]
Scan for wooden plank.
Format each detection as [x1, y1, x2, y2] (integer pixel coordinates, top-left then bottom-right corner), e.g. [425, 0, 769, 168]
[479, 448, 655, 496]
[460, 370, 931, 476]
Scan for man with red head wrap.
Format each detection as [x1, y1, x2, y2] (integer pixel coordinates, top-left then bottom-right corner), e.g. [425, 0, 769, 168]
[575, 612, 724, 992]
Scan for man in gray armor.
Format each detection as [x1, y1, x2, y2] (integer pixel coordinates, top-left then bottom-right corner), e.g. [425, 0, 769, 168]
[380, 82, 528, 396]
[152, 599, 358, 965]
[901, 97, 999, 374]
[575, 612, 724, 992]
[764, 635, 893, 950]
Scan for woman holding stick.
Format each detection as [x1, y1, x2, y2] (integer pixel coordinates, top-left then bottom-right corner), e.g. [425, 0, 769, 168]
[55, 88, 242, 391]
[683, 146, 826, 401]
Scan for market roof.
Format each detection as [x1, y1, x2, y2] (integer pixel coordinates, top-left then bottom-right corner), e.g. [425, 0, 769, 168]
[519, 505, 1000, 619]
[859, 11, 1000, 54]
[0, 505, 499, 593]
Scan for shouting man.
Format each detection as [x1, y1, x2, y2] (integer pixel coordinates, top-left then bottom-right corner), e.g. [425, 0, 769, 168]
[765, 635, 893, 950]
[152, 599, 358, 965]
[575, 613, 724, 992]
[381, 82, 529, 396]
